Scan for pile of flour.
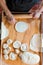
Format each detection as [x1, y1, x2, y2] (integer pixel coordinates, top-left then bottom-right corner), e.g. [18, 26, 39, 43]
[1, 22, 9, 40]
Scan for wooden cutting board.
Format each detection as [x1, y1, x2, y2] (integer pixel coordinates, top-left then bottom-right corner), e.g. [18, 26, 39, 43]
[1, 14, 42, 65]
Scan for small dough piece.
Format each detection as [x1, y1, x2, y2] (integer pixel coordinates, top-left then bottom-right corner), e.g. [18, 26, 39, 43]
[15, 22, 29, 32]
[19, 52, 23, 58]
[4, 54, 9, 60]
[30, 34, 41, 52]
[1, 22, 9, 40]
[6, 47, 11, 51]
[3, 44, 8, 49]
[7, 39, 13, 45]
[21, 44, 28, 51]
[13, 40, 21, 48]
[9, 52, 17, 60]
[20, 52, 40, 64]
[15, 49, 20, 54]
[3, 49, 9, 54]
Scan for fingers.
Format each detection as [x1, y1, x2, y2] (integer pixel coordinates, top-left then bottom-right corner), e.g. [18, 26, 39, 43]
[7, 19, 16, 25]
[33, 6, 43, 18]
[6, 15, 16, 25]
[33, 11, 41, 18]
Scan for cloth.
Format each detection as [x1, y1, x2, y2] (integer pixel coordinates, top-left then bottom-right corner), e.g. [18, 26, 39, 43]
[6, 0, 40, 12]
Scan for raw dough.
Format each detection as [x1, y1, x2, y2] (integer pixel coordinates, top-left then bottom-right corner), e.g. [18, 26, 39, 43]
[15, 49, 20, 54]
[13, 40, 21, 48]
[20, 52, 40, 64]
[3, 44, 8, 49]
[3, 49, 9, 54]
[4, 55, 9, 60]
[6, 47, 11, 52]
[7, 39, 13, 45]
[9, 52, 17, 60]
[30, 34, 41, 52]
[15, 22, 29, 32]
[21, 44, 28, 51]
[1, 22, 9, 40]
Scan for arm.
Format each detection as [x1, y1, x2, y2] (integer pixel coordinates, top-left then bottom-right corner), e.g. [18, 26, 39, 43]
[34, 3, 43, 18]
[34, 0, 43, 18]
[29, 0, 43, 18]
[0, 0, 16, 24]
[0, 0, 12, 17]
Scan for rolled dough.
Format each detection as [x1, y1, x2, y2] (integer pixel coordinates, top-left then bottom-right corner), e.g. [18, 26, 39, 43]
[20, 52, 40, 64]
[15, 21, 29, 32]
[1, 22, 9, 40]
[30, 34, 41, 52]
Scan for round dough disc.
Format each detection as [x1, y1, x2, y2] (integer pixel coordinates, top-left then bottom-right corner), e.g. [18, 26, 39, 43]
[30, 34, 41, 52]
[9, 52, 17, 60]
[20, 52, 40, 64]
[1, 22, 9, 40]
[4, 55, 9, 60]
[13, 40, 21, 48]
[21, 44, 28, 51]
[15, 22, 29, 32]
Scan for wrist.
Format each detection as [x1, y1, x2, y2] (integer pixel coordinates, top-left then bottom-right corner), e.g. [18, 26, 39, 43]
[5, 8, 12, 16]
[5, 11, 13, 21]
[6, 16, 13, 21]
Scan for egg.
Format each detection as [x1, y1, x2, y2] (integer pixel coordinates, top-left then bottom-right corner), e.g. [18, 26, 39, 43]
[15, 49, 20, 54]
[3, 49, 9, 54]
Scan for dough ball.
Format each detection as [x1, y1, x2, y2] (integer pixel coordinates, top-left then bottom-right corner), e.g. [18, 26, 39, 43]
[21, 44, 28, 51]
[7, 39, 13, 45]
[3, 44, 8, 49]
[4, 54, 9, 60]
[13, 40, 21, 49]
[9, 52, 17, 60]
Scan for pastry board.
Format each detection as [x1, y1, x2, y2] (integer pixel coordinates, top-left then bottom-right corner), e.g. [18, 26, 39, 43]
[1, 14, 42, 65]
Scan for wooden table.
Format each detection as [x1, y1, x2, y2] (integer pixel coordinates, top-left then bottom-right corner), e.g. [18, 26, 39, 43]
[1, 14, 42, 65]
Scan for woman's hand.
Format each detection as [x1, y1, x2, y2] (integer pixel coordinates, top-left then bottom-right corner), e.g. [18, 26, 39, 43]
[29, 1, 43, 18]
[33, 6, 43, 18]
[6, 14, 16, 24]
[4, 9, 16, 24]
[0, 0, 16, 24]
[6, 11, 16, 24]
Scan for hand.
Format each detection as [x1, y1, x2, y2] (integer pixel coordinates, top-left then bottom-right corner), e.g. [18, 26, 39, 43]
[6, 14, 16, 24]
[5, 10, 16, 24]
[33, 6, 43, 18]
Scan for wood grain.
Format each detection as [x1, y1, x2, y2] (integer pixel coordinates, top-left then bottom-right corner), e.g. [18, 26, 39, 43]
[1, 14, 42, 65]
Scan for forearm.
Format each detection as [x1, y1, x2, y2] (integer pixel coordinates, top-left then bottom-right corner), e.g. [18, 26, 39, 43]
[0, 0, 16, 24]
[0, 0, 11, 16]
